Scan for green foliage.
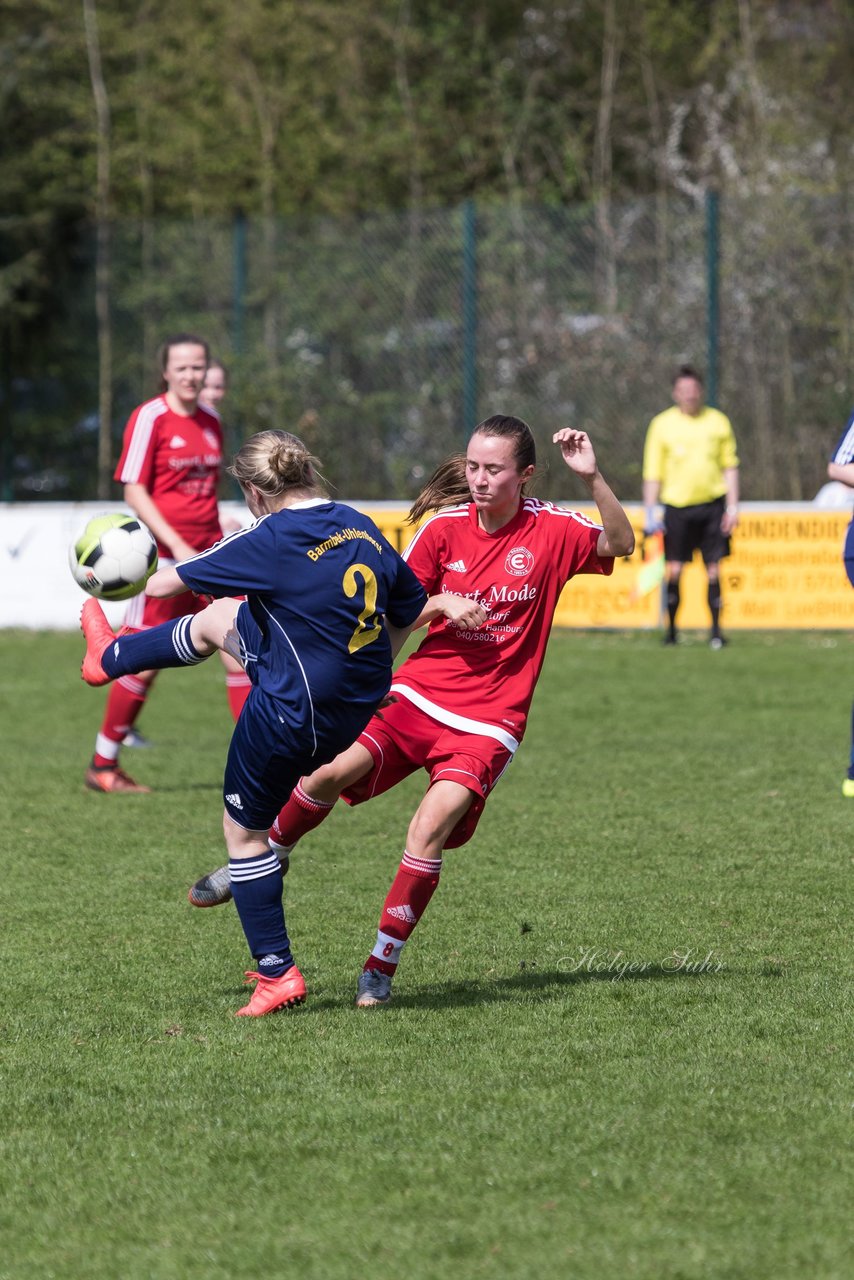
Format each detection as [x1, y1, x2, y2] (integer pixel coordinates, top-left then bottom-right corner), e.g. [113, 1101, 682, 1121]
[2, 2, 850, 232]
[0, 1, 850, 501]
[0, 627, 851, 1277]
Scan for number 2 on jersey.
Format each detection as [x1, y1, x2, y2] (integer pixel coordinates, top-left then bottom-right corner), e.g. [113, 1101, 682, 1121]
[343, 563, 383, 653]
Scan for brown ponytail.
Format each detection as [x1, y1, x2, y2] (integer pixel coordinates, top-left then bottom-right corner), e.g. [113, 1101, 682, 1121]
[408, 454, 469, 524]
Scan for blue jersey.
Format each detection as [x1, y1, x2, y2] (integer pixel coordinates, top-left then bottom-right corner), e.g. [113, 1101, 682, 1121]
[829, 411, 854, 466]
[176, 499, 426, 749]
[831, 410, 854, 559]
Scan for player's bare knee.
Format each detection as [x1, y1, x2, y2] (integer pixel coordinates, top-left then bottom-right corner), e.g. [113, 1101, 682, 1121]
[305, 744, 373, 800]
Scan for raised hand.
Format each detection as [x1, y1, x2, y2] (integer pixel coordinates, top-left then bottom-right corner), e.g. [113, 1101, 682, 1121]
[552, 428, 598, 478]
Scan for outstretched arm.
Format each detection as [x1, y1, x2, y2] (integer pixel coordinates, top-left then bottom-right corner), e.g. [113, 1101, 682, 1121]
[146, 564, 189, 598]
[385, 592, 487, 659]
[553, 429, 635, 557]
[124, 483, 199, 563]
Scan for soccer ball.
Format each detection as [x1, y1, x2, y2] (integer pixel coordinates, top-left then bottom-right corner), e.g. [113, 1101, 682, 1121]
[70, 513, 158, 601]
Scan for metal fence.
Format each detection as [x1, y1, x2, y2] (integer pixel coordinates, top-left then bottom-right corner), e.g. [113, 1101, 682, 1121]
[3, 191, 850, 503]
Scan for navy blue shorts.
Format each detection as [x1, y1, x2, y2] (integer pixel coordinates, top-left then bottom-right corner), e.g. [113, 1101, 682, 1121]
[222, 603, 374, 830]
[222, 689, 316, 830]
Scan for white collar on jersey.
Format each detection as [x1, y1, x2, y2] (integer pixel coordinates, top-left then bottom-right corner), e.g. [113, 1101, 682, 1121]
[287, 498, 330, 509]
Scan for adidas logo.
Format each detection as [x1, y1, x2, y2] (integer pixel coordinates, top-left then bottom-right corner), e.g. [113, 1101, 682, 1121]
[225, 792, 243, 810]
[387, 904, 417, 923]
[445, 559, 467, 573]
[113, 641, 120, 658]
[169, 434, 187, 448]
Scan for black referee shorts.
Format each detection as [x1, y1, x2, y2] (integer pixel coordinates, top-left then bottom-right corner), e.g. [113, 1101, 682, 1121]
[664, 497, 730, 565]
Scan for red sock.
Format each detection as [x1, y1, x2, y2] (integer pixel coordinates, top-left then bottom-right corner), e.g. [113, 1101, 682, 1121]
[269, 780, 335, 847]
[365, 851, 443, 976]
[226, 672, 251, 721]
[92, 674, 152, 767]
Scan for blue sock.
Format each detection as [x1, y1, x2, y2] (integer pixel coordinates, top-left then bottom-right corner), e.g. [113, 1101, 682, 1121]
[229, 852, 293, 978]
[101, 615, 208, 679]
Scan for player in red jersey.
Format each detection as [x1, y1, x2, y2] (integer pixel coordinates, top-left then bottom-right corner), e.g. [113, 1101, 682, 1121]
[188, 414, 634, 1007]
[84, 334, 250, 794]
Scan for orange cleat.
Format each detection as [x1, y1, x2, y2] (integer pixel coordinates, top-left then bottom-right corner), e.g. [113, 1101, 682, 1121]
[80, 599, 117, 686]
[84, 763, 151, 794]
[235, 965, 306, 1017]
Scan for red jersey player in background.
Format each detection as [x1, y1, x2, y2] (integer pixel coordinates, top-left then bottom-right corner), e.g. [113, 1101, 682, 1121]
[84, 334, 251, 794]
[188, 414, 635, 1007]
[200, 358, 229, 410]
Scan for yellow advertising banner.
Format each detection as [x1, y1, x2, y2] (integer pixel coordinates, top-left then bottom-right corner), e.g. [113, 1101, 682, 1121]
[356, 502, 854, 631]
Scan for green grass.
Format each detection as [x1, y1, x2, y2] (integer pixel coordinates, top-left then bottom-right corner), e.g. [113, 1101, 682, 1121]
[0, 629, 851, 1279]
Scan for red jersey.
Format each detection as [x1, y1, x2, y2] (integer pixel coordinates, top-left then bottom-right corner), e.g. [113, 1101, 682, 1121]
[113, 397, 224, 555]
[392, 498, 613, 749]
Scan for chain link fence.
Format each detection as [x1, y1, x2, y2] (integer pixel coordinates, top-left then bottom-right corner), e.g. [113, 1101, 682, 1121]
[3, 192, 850, 503]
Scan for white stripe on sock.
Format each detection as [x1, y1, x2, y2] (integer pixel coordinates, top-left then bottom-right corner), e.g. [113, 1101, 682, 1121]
[228, 853, 282, 882]
[94, 733, 120, 762]
[172, 616, 205, 665]
[370, 929, 405, 965]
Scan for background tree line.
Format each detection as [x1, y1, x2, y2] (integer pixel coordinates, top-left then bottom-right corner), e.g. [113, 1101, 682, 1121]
[0, 0, 851, 501]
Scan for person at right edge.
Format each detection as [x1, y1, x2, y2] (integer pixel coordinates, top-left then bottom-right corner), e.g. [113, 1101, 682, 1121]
[642, 364, 740, 648]
[826, 406, 854, 797]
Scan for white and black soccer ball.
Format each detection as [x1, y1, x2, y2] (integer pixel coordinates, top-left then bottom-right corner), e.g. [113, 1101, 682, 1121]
[69, 513, 158, 601]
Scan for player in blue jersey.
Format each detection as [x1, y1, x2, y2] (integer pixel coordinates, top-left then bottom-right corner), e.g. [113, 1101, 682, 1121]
[827, 408, 854, 796]
[79, 429, 486, 1016]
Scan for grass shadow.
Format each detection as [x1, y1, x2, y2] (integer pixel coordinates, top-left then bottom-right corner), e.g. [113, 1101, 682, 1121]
[295, 960, 731, 1014]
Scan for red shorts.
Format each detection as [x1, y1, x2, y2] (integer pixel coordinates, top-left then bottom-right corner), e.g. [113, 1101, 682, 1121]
[342, 696, 514, 849]
[123, 583, 209, 629]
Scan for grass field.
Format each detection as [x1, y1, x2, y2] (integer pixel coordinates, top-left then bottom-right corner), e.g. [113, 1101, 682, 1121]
[0, 628, 850, 1279]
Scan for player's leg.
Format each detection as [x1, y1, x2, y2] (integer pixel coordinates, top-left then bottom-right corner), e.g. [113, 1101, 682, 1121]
[355, 779, 473, 1008]
[706, 562, 725, 647]
[664, 563, 683, 645]
[88, 671, 157, 792]
[270, 742, 375, 843]
[276, 703, 429, 852]
[221, 704, 307, 1017]
[662, 505, 688, 645]
[81, 596, 240, 685]
[189, 700, 422, 909]
[701, 498, 729, 647]
[187, 740, 375, 908]
[82, 596, 239, 792]
[224, 815, 306, 1017]
[842, 544, 854, 794]
[356, 731, 513, 1007]
[85, 590, 165, 793]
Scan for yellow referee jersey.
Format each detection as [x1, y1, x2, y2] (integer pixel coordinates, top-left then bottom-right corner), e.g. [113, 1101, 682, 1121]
[642, 405, 739, 508]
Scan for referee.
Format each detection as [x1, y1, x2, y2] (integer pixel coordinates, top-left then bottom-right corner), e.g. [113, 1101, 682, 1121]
[642, 365, 740, 648]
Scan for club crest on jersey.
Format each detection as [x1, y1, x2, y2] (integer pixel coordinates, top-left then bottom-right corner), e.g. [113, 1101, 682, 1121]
[203, 428, 220, 451]
[505, 546, 534, 577]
